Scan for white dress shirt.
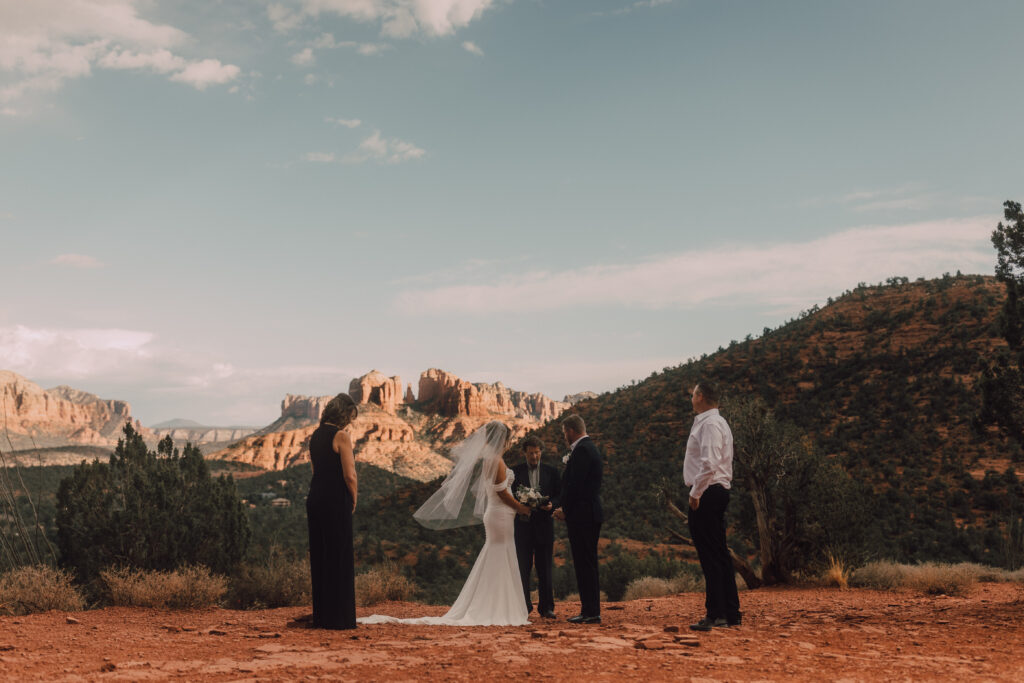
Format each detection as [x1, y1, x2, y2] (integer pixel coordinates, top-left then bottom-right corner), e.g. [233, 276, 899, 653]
[529, 464, 540, 489]
[683, 409, 734, 500]
[569, 434, 588, 453]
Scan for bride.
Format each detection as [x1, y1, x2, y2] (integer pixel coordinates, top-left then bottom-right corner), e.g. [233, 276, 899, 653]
[358, 421, 533, 626]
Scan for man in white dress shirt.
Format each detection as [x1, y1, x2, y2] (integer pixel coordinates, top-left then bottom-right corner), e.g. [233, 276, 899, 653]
[684, 380, 741, 631]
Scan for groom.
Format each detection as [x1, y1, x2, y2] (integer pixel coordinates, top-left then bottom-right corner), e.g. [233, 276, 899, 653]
[552, 414, 603, 624]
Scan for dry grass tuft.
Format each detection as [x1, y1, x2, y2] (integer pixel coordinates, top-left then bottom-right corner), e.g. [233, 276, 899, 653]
[230, 554, 311, 609]
[823, 554, 852, 590]
[355, 563, 417, 607]
[906, 563, 976, 596]
[101, 566, 227, 609]
[850, 561, 906, 590]
[0, 565, 85, 616]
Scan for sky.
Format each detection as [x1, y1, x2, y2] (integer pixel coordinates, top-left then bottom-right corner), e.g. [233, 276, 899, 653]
[1, 0, 1022, 426]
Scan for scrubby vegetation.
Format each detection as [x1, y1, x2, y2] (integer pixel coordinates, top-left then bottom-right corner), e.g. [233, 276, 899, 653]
[101, 565, 228, 608]
[0, 565, 85, 615]
[355, 563, 418, 607]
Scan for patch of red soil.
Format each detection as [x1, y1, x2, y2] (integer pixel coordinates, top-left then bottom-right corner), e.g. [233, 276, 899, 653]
[1, 584, 1021, 681]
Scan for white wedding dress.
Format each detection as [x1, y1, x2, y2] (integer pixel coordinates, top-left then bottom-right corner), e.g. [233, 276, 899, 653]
[358, 467, 529, 626]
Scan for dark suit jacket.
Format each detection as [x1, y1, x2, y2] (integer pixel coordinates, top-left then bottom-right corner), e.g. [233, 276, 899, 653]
[512, 462, 560, 526]
[560, 436, 603, 526]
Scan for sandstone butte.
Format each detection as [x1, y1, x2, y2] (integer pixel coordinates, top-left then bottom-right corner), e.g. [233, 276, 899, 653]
[0, 370, 154, 451]
[209, 368, 576, 481]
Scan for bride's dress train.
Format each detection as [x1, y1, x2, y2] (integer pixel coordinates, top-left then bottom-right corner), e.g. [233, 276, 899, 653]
[358, 468, 529, 627]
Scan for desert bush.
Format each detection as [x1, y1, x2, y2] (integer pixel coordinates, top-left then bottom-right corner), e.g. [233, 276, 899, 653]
[623, 576, 674, 601]
[0, 565, 85, 615]
[101, 566, 227, 608]
[850, 561, 979, 596]
[850, 561, 906, 590]
[906, 563, 976, 596]
[229, 552, 311, 609]
[355, 563, 417, 607]
[950, 562, 1007, 583]
[670, 573, 705, 593]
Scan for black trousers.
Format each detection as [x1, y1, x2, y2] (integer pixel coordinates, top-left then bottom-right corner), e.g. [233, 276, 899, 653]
[687, 484, 740, 621]
[514, 519, 555, 614]
[567, 519, 602, 617]
[307, 498, 356, 629]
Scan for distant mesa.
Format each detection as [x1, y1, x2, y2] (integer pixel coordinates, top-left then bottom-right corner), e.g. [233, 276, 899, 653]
[0, 370, 152, 461]
[150, 418, 206, 429]
[210, 368, 577, 481]
[564, 391, 598, 405]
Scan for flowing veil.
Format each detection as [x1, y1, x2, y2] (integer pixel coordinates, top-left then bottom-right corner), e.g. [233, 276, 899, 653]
[413, 421, 510, 530]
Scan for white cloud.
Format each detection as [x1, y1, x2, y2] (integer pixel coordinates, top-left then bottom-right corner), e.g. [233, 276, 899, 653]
[50, 253, 104, 268]
[306, 33, 390, 58]
[97, 48, 186, 73]
[273, 0, 495, 38]
[303, 73, 318, 85]
[462, 40, 483, 56]
[169, 59, 240, 90]
[0, 323, 356, 424]
[0, 325, 154, 380]
[344, 130, 425, 164]
[395, 216, 997, 315]
[291, 47, 315, 66]
[303, 151, 336, 162]
[0, 0, 241, 103]
[325, 116, 361, 128]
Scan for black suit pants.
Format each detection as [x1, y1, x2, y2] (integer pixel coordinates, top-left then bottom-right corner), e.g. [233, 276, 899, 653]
[687, 484, 740, 621]
[567, 519, 601, 617]
[515, 519, 554, 614]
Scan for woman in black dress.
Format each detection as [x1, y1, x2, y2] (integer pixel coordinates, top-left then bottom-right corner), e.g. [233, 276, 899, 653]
[306, 393, 359, 629]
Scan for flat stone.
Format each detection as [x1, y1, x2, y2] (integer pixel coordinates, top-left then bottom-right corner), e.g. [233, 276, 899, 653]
[663, 625, 680, 633]
[66, 617, 80, 625]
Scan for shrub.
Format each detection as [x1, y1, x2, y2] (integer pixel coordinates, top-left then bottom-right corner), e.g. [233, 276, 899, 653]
[623, 576, 674, 601]
[0, 565, 85, 615]
[850, 561, 980, 596]
[850, 561, 905, 590]
[355, 563, 417, 607]
[669, 572, 705, 593]
[101, 566, 227, 608]
[229, 552, 311, 609]
[906, 563, 976, 596]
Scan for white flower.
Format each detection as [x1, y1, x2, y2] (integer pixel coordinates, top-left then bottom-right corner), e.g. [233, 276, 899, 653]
[562, 452, 571, 465]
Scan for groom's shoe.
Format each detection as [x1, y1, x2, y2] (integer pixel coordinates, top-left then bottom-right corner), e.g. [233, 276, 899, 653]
[567, 614, 601, 624]
[689, 617, 727, 632]
[541, 610, 557, 619]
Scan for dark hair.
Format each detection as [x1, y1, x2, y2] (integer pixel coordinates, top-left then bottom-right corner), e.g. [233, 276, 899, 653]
[522, 436, 543, 452]
[695, 380, 720, 405]
[321, 393, 358, 428]
[561, 414, 586, 436]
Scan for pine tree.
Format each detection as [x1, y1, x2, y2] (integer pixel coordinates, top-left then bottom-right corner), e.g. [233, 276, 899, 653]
[56, 423, 251, 582]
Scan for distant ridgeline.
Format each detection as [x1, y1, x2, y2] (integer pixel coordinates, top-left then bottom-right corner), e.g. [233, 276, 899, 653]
[519, 274, 1022, 563]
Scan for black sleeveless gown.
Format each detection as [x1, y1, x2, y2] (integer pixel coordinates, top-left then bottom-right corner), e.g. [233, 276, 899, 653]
[306, 423, 356, 629]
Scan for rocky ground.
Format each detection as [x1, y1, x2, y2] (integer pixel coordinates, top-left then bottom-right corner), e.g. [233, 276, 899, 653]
[1, 584, 1021, 681]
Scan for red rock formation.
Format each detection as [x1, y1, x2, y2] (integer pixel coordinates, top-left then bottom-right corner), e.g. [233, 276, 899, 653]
[417, 368, 569, 422]
[349, 370, 403, 414]
[0, 371, 153, 450]
[405, 383, 415, 404]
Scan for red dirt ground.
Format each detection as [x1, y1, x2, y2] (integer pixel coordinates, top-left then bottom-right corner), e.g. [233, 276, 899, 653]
[1, 584, 1022, 681]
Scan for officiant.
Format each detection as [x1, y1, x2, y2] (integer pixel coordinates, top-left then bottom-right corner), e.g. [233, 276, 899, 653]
[512, 436, 560, 619]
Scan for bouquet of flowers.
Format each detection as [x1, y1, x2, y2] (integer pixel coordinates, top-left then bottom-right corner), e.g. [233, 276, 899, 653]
[515, 486, 549, 510]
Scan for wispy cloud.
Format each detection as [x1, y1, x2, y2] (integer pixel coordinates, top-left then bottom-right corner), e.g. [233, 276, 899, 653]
[594, 0, 675, 18]
[462, 41, 484, 56]
[344, 130, 426, 164]
[303, 151, 336, 163]
[50, 253, 104, 268]
[395, 216, 997, 315]
[268, 0, 497, 38]
[325, 116, 361, 128]
[291, 47, 315, 66]
[0, 0, 241, 103]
